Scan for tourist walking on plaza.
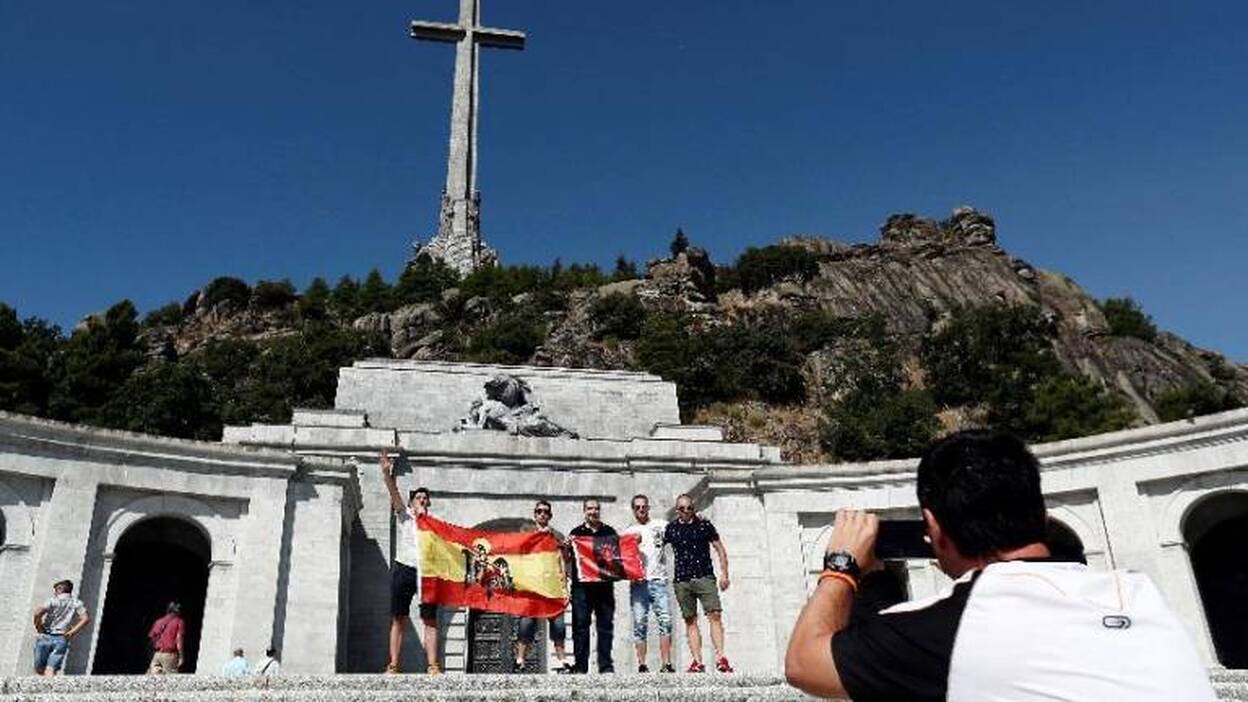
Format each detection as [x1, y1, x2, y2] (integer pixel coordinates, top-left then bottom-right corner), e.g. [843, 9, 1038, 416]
[665, 495, 732, 673]
[623, 494, 675, 673]
[785, 430, 1217, 701]
[514, 499, 571, 673]
[255, 646, 282, 676]
[147, 602, 185, 674]
[568, 498, 617, 673]
[31, 579, 91, 676]
[381, 451, 441, 674]
[221, 648, 249, 677]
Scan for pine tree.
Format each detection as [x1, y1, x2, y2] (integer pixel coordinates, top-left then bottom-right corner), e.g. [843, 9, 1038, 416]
[670, 228, 689, 257]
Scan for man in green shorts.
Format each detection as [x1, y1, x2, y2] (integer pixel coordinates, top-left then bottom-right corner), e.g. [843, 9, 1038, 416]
[664, 494, 732, 673]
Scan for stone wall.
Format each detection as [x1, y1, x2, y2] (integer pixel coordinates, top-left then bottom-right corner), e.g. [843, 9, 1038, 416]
[333, 360, 680, 440]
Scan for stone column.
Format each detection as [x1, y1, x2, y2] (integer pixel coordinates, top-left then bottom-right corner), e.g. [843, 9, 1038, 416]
[197, 561, 239, 673]
[22, 472, 99, 674]
[277, 481, 349, 673]
[227, 477, 289, 664]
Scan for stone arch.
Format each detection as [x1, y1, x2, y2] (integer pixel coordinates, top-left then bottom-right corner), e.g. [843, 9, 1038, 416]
[0, 478, 35, 549]
[93, 514, 214, 674]
[101, 494, 233, 564]
[1181, 490, 1248, 669]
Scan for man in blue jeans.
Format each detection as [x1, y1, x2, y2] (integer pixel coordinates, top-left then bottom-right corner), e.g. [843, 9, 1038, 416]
[514, 499, 571, 673]
[31, 579, 91, 676]
[623, 494, 674, 672]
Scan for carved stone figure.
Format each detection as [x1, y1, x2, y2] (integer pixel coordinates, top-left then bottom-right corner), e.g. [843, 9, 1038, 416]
[458, 375, 578, 438]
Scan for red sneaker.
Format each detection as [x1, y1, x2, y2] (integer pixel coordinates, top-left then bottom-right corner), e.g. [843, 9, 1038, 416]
[715, 656, 734, 673]
[686, 660, 706, 673]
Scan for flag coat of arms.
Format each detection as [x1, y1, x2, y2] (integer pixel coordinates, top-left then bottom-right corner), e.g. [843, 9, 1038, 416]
[418, 515, 567, 617]
[572, 533, 645, 582]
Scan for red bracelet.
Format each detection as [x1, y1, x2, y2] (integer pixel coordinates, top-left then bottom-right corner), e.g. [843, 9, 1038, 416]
[818, 570, 858, 592]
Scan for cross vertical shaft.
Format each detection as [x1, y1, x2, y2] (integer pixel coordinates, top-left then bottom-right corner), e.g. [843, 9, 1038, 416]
[410, 0, 525, 275]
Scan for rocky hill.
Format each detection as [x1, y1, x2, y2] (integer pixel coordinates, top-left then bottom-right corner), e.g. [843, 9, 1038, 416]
[39, 206, 1246, 463]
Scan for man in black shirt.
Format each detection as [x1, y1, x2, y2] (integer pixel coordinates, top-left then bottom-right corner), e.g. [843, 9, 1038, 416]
[568, 498, 617, 673]
[784, 430, 1216, 701]
[664, 494, 732, 673]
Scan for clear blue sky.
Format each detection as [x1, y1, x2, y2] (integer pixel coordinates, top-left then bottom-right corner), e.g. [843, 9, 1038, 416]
[2, 2, 1246, 360]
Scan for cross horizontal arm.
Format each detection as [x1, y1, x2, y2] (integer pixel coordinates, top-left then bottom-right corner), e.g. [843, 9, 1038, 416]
[474, 27, 526, 50]
[410, 21, 466, 43]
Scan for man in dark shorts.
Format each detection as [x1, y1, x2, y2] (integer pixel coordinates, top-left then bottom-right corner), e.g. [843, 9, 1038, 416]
[568, 498, 618, 673]
[785, 430, 1217, 701]
[381, 451, 440, 674]
[514, 499, 571, 673]
[664, 494, 732, 673]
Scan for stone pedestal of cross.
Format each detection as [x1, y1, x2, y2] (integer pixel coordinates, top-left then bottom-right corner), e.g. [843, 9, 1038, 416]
[410, 0, 525, 276]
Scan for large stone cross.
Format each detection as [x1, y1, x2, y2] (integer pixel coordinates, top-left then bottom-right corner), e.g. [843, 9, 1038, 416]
[411, 0, 525, 275]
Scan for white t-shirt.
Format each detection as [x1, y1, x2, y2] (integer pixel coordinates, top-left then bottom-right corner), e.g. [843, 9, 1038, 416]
[394, 507, 421, 568]
[624, 519, 669, 581]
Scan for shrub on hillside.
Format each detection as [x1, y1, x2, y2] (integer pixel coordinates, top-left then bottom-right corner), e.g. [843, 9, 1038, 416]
[142, 303, 184, 328]
[1019, 374, 1133, 441]
[0, 304, 61, 416]
[730, 244, 821, 294]
[1155, 383, 1244, 422]
[820, 389, 939, 461]
[395, 259, 459, 306]
[466, 313, 545, 365]
[252, 279, 297, 310]
[298, 278, 331, 320]
[589, 293, 645, 341]
[203, 277, 251, 310]
[922, 304, 1060, 407]
[1101, 297, 1157, 341]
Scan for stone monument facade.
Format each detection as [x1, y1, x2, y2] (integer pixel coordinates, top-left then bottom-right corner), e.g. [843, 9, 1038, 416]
[409, 0, 524, 275]
[1, 359, 1246, 676]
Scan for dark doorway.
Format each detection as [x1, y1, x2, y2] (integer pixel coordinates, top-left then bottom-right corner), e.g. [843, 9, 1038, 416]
[92, 517, 210, 674]
[466, 610, 544, 673]
[1185, 492, 1248, 669]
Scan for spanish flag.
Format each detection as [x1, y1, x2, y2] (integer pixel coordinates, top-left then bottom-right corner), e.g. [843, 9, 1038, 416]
[418, 515, 567, 618]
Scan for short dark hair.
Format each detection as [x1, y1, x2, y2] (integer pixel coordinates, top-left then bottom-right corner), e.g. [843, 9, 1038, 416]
[916, 430, 1047, 558]
[535, 499, 552, 511]
[631, 494, 649, 506]
[410, 487, 431, 502]
[582, 497, 600, 509]
[266, 647, 278, 657]
[53, 580, 73, 593]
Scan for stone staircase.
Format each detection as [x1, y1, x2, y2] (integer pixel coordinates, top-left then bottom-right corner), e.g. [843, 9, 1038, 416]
[1, 671, 1243, 701]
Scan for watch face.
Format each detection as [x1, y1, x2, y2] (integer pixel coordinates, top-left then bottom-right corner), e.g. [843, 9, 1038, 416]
[830, 553, 850, 569]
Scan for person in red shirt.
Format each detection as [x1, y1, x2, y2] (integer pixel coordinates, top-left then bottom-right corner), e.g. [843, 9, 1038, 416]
[146, 602, 185, 674]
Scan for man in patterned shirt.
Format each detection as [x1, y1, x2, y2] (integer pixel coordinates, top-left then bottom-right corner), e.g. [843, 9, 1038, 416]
[31, 579, 90, 676]
[664, 494, 732, 673]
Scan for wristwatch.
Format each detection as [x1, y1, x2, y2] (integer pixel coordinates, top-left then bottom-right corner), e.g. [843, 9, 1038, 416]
[823, 550, 861, 579]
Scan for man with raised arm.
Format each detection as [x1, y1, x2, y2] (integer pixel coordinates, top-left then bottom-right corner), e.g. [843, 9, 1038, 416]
[664, 494, 732, 673]
[380, 450, 441, 674]
[785, 429, 1217, 701]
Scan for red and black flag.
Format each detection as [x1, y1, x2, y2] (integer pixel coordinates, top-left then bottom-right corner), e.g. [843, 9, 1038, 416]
[572, 533, 644, 582]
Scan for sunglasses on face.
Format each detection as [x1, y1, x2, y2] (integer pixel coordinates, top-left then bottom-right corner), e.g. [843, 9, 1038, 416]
[676, 506, 692, 512]
[535, 508, 551, 515]
[632, 504, 648, 511]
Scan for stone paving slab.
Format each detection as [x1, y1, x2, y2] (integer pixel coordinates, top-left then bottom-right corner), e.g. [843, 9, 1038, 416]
[2, 671, 1243, 701]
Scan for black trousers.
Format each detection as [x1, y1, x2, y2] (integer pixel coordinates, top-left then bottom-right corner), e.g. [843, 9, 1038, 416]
[571, 583, 615, 672]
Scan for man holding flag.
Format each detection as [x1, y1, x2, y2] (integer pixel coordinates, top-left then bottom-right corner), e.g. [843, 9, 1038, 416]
[514, 500, 572, 673]
[567, 498, 619, 674]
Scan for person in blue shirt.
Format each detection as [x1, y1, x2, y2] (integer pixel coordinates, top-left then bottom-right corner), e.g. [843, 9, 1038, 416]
[221, 648, 249, 677]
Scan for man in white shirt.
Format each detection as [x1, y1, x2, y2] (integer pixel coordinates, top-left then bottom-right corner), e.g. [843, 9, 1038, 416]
[254, 647, 281, 676]
[623, 494, 674, 673]
[381, 451, 441, 674]
[31, 579, 91, 676]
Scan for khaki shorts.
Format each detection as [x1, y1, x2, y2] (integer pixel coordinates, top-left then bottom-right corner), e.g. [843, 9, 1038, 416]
[149, 651, 180, 674]
[674, 576, 721, 619]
